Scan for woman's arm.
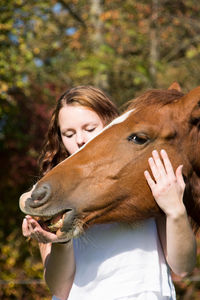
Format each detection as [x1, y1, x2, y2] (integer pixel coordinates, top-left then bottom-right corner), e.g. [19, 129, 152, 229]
[156, 212, 196, 277]
[144, 149, 197, 277]
[44, 241, 75, 300]
[22, 217, 75, 299]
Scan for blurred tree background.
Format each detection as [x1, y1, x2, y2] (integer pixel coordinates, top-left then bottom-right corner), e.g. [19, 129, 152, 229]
[1, 0, 200, 299]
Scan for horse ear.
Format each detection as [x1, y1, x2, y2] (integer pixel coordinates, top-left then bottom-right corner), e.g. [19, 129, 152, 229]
[168, 82, 182, 92]
[186, 87, 200, 124]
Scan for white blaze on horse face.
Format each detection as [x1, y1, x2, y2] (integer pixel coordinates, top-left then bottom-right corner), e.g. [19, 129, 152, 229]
[104, 109, 135, 129]
[54, 109, 135, 169]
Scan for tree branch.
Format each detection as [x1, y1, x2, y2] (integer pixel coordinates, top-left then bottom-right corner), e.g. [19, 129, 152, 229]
[59, 0, 87, 28]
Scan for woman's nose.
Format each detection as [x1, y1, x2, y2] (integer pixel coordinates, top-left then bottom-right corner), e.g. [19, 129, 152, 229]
[76, 132, 86, 148]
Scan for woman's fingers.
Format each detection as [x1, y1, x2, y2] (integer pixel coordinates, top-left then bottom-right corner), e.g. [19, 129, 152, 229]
[145, 150, 186, 215]
[175, 165, 185, 190]
[160, 149, 175, 178]
[148, 149, 166, 182]
[148, 149, 177, 183]
[22, 216, 62, 243]
[152, 150, 166, 177]
[22, 217, 31, 237]
[24, 216, 59, 243]
[29, 218, 41, 230]
[148, 156, 161, 182]
[144, 170, 156, 190]
[160, 150, 184, 190]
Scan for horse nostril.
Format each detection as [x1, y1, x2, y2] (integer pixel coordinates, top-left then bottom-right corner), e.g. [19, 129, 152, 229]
[29, 183, 51, 208]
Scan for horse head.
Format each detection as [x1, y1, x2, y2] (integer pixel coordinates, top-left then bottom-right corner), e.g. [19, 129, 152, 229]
[19, 83, 200, 242]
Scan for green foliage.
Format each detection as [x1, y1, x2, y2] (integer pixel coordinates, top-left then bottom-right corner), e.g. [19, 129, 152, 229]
[1, 0, 200, 298]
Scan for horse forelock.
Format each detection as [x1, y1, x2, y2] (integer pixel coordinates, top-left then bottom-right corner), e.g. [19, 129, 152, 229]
[127, 89, 185, 111]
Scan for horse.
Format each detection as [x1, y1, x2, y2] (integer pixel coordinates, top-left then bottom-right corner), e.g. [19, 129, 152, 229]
[19, 83, 200, 242]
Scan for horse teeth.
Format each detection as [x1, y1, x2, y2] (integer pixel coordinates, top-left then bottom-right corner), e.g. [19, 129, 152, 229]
[48, 218, 63, 231]
[32, 212, 65, 232]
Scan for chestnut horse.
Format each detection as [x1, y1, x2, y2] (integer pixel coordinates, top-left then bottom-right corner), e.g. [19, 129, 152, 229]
[20, 83, 200, 242]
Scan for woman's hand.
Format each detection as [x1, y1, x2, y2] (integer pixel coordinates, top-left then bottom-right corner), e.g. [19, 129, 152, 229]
[22, 215, 59, 243]
[144, 149, 186, 217]
[144, 149, 196, 276]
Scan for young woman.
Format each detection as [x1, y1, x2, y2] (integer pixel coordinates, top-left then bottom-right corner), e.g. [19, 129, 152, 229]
[22, 86, 196, 300]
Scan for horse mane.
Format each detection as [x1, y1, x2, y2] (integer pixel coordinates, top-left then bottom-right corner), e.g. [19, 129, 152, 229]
[127, 89, 185, 111]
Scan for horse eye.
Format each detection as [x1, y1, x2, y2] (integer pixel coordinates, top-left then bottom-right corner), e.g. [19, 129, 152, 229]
[127, 134, 148, 145]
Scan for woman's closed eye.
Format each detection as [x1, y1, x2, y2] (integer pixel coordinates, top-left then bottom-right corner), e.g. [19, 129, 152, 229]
[85, 127, 96, 132]
[62, 131, 74, 138]
[66, 134, 73, 138]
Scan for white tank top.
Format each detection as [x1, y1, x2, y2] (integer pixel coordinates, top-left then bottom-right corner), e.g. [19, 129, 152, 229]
[67, 219, 176, 300]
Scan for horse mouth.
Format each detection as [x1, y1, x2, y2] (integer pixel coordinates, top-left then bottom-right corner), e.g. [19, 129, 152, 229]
[33, 211, 68, 234]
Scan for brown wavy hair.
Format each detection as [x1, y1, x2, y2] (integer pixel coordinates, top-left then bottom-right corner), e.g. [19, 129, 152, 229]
[39, 86, 119, 175]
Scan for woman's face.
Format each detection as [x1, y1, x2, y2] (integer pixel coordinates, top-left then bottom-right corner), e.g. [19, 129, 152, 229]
[58, 104, 104, 155]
